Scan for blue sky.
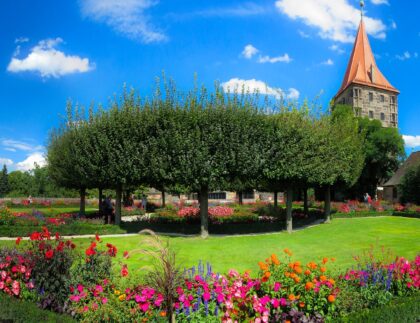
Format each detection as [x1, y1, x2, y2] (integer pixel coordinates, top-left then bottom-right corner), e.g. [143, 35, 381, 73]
[1, 0, 419, 171]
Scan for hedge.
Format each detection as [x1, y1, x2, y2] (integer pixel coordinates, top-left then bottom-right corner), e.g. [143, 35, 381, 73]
[0, 293, 75, 322]
[393, 211, 420, 219]
[332, 211, 392, 218]
[339, 295, 420, 323]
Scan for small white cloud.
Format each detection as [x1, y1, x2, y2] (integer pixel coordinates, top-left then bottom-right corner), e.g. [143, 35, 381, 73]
[396, 51, 411, 61]
[298, 30, 310, 38]
[258, 53, 292, 63]
[7, 38, 93, 78]
[80, 0, 166, 43]
[15, 37, 29, 43]
[322, 58, 334, 65]
[242, 44, 259, 59]
[371, 0, 389, 5]
[414, 52, 419, 58]
[1, 139, 43, 152]
[403, 135, 420, 148]
[0, 158, 13, 166]
[221, 78, 299, 100]
[390, 20, 397, 30]
[329, 44, 345, 54]
[275, 0, 387, 43]
[16, 152, 46, 171]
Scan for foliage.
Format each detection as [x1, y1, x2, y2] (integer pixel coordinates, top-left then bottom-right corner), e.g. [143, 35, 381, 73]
[0, 164, 10, 197]
[333, 105, 405, 198]
[23, 227, 75, 312]
[399, 163, 420, 204]
[0, 292, 75, 322]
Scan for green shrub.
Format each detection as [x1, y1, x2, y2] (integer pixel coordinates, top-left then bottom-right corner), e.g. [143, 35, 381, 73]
[338, 295, 420, 322]
[332, 211, 392, 218]
[0, 292, 75, 322]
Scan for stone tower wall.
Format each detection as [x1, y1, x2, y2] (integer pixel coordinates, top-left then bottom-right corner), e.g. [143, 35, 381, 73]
[335, 85, 398, 128]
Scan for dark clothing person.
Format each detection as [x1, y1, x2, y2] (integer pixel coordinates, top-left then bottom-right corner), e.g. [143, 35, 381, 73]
[103, 196, 114, 224]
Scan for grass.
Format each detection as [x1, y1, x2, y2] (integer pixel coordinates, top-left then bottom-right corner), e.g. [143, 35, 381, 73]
[1, 217, 419, 276]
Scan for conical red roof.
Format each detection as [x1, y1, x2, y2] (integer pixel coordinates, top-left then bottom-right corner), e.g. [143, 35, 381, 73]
[335, 19, 399, 98]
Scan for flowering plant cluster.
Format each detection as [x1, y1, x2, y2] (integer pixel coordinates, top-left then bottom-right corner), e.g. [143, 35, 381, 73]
[0, 250, 34, 298]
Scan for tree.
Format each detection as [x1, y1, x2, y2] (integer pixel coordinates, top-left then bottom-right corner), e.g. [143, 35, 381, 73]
[0, 165, 10, 197]
[334, 105, 405, 198]
[399, 164, 420, 204]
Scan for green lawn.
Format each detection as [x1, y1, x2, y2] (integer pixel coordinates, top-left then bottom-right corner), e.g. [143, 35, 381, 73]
[1, 217, 419, 276]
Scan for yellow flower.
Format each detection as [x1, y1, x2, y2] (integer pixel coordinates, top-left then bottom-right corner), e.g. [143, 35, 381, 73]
[119, 294, 126, 301]
[114, 289, 121, 296]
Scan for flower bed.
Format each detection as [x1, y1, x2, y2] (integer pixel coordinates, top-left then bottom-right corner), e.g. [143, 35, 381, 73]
[1, 229, 418, 321]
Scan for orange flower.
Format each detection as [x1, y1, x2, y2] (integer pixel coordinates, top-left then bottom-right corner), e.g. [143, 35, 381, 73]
[290, 273, 297, 279]
[320, 275, 327, 282]
[284, 248, 293, 256]
[331, 257, 336, 262]
[258, 261, 268, 271]
[305, 282, 314, 290]
[329, 278, 336, 285]
[264, 271, 271, 279]
[294, 277, 300, 283]
[285, 321, 291, 323]
[271, 254, 280, 265]
[288, 262, 294, 269]
[159, 311, 166, 317]
[304, 269, 311, 275]
[328, 295, 335, 303]
[320, 267, 326, 273]
[285, 272, 291, 278]
[307, 262, 317, 270]
[299, 302, 305, 308]
[288, 294, 295, 301]
[294, 266, 303, 274]
[322, 257, 328, 264]
[294, 261, 301, 266]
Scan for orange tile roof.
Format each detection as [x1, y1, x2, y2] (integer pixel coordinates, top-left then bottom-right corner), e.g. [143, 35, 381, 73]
[335, 19, 399, 99]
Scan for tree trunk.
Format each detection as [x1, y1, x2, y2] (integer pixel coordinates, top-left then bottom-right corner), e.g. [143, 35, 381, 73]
[286, 187, 293, 233]
[274, 191, 278, 207]
[199, 186, 209, 238]
[238, 191, 243, 205]
[115, 186, 122, 225]
[98, 187, 103, 216]
[161, 189, 166, 208]
[79, 187, 86, 217]
[303, 188, 308, 216]
[324, 186, 331, 223]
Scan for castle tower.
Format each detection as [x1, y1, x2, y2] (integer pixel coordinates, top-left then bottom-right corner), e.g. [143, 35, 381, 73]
[334, 3, 399, 127]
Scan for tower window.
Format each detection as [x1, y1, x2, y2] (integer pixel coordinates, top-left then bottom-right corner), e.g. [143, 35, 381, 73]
[369, 111, 374, 119]
[380, 95, 384, 102]
[369, 92, 373, 102]
[380, 113, 385, 121]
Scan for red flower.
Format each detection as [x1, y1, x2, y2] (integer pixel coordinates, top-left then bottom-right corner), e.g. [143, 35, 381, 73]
[45, 249, 54, 259]
[85, 247, 96, 256]
[121, 264, 129, 277]
[123, 251, 129, 259]
[15, 237, 22, 245]
[29, 232, 41, 241]
[95, 234, 101, 242]
[106, 243, 117, 257]
[55, 232, 60, 240]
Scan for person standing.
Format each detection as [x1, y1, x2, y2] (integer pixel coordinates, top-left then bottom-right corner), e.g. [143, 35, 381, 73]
[141, 194, 147, 211]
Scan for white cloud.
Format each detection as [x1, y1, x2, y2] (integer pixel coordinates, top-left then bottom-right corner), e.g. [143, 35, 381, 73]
[242, 44, 259, 59]
[298, 30, 310, 38]
[322, 58, 334, 65]
[184, 3, 267, 18]
[1, 139, 43, 152]
[329, 44, 345, 54]
[221, 78, 299, 100]
[80, 0, 166, 43]
[16, 152, 46, 171]
[0, 158, 13, 166]
[275, 0, 386, 43]
[7, 38, 93, 78]
[403, 135, 420, 148]
[15, 37, 29, 43]
[396, 51, 412, 61]
[258, 53, 292, 63]
[390, 20, 397, 30]
[371, 0, 389, 5]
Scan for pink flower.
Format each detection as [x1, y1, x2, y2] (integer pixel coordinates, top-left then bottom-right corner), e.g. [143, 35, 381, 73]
[271, 298, 280, 308]
[77, 284, 84, 293]
[280, 298, 287, 306]
[154, 294, 164, 307]
[203, 291, 211, 301]
[273, 282, 281, 292]
[102, 297, 108, 304]
[140, 302, 150, 312]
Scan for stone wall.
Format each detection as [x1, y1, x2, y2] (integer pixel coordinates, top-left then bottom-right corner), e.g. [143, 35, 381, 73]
[336, 85, 398, 128]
